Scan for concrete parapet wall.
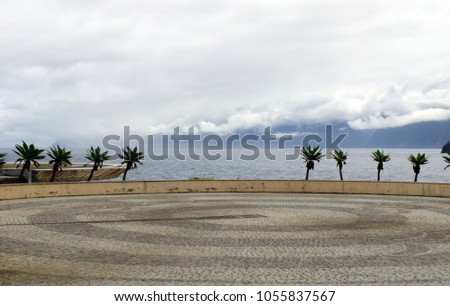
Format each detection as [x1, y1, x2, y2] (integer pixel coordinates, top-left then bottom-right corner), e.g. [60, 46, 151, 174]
[0, 180, 449, 200]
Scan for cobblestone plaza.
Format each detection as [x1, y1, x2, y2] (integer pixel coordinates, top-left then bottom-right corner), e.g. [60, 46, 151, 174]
[1, 193, 449, 285]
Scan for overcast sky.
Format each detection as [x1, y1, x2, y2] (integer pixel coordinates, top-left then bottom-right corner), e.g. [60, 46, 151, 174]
[1, 0, 450, 146]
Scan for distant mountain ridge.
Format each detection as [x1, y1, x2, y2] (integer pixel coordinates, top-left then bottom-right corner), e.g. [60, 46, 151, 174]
[271, 120, 450, 148]
[3, 120, 446, 150]
[348, 120, 450, 148]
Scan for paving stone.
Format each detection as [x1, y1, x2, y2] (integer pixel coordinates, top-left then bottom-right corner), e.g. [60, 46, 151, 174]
[0, 193, 449, 285]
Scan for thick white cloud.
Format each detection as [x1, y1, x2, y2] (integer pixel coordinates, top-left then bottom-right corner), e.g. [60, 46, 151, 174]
[1, 0, 450, 145]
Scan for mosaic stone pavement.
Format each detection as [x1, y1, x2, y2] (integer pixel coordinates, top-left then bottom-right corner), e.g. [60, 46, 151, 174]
[0, 193, 449, 285]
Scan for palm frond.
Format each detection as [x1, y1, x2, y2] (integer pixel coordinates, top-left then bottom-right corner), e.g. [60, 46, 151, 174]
[0, 152, 6, 167]
[442, 153, 450, 170]
[13, 141, 45, 161]
[119, 146, 144, 164]
[407, 153, 429, 166]
[371, 150, 391, 163]
[331, 149, 348, 166]
[85, 146, 110, 165]
[12, 141, 45, 168]
[47, 145, 73, 169]
[301, 145, 325, 163]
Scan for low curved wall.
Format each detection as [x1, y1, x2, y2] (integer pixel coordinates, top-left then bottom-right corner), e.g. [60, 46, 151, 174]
[0, 180, 449, 200]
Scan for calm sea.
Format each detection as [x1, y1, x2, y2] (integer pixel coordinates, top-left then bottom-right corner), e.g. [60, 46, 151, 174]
[81, 148, 448, 183]
[2, 148, 449, 183]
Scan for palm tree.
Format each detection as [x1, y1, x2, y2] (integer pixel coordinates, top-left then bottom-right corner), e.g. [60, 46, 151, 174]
[332, 149, 348, 181]
[407, 153, 429, 182]
[0, 152, 6, 170]
[301, 145, 325, 180]
[13, 141, 45, 182]
[444, 153, 450, 170]
[119, 146, 144, 181]
[371, 150, 390, 181]
[85, 146, 110, 181]
[47, 145, 73, 182]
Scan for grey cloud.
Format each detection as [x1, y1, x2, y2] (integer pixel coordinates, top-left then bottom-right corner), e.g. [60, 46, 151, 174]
[1, 0, 450, 146]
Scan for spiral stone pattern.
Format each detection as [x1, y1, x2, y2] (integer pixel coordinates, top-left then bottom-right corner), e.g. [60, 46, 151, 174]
[1, 193, 449, 285]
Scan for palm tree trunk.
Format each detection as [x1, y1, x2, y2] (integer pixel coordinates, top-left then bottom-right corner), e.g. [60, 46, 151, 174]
[50, 164, 58, 182]
[87, 164, 96, 182]
[377, 169, 381, 181]
[413, 165, 420, 182]
[305, 168, 309, 180]
[28, 165, 32, 183]
[19, 167, 25, 181]
[123, 162, 133, 181]
[19, 161, 29, 182]
[339, 167, 343, 181]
